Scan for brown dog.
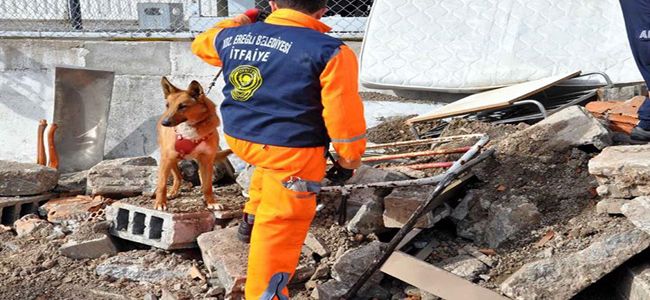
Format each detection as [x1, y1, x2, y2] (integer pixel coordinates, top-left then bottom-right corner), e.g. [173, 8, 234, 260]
[156, 77, 231, 211]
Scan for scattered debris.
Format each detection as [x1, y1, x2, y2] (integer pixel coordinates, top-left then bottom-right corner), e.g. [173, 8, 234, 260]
[439, 254, 489, 281]
[304, 232, 331, 257]
[95, 250, 193, 283]
[589, 145, 650, 198]
[533, 230, 555, 248]
[622, 197, 650, 235]
[596, 198, 628, 215]
[14, 214, 52, 237]
[87, 156, 158, 197]
[0, 160, 59, 196]
[39, 195, 111, 224]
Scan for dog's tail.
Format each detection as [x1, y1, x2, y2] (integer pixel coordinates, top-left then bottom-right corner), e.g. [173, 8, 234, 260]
[215, 149, 234, 161]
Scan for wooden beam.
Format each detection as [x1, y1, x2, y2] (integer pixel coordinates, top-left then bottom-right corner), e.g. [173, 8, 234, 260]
[381, 251, 507, 300]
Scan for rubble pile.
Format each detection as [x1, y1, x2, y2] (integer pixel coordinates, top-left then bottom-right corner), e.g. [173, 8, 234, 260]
[1, 105, 650, 299]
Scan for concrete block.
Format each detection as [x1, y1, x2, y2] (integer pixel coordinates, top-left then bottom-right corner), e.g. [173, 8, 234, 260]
[622, 197, 650, 236]
[383, 186, 438, 229]
[87, 157, 158, 197]
[589, 145, 650, 198]
[0, 39, 85, 71]
[105, 201, 216, 250]
[0, 160, 59, 196]
[170, 42, 221, 77]
[304, 232, 330, 257]
[95, 250, 191, 283]
[84, 41, 171, 76]
[0, 194, 53, 226]
[60, 234, 118, 259]
[596, 198, 628, 215]
[332, 241, 385, 284]
[197, 227, 248, 297]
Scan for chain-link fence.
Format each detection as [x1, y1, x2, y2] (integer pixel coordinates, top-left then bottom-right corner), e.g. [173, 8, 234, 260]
[0, 0, 372, 40]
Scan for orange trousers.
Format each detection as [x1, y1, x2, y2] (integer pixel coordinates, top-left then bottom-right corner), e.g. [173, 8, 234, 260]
[225, 135, 326, 299]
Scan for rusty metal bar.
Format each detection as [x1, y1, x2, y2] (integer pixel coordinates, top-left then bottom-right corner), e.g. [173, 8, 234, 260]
[384, 161, 454, 170]
[363, 147, 470, 163]
[365, 134, 483, 150]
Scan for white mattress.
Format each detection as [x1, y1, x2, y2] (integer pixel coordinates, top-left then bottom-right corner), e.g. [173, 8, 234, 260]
[360, 0, 644, 93]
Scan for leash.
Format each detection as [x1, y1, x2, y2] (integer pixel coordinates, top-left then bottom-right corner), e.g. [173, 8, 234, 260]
[205, 69, 223, 95]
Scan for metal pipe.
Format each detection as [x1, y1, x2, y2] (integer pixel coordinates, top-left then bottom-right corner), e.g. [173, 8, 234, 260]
[363, 146, 470, 163]
[342, 136, 491, 299]
[67, 0, 83, 30]
[384, 161, 454, 170]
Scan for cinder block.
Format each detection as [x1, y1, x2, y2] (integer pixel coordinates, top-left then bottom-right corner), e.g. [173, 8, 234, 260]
[105, 201, 216, 250]
[0, 194, 53, 226]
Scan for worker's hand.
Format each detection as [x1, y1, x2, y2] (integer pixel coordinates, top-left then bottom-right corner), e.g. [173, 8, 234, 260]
[326, 161, 355, 185]
[243, 8, 270, 23]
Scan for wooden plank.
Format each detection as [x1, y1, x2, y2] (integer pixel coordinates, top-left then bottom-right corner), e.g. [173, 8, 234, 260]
[381, 251, 507, 300]
[407, 71, 581, 124]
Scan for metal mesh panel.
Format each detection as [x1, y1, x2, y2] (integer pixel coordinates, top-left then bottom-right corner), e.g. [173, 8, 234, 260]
[0, 0, 371, 39]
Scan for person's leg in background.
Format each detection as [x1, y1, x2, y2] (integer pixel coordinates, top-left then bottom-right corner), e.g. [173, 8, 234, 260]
[620, 0, 650, 141]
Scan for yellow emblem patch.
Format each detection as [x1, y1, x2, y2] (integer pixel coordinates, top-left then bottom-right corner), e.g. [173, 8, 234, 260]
[229, 65, 263, 101]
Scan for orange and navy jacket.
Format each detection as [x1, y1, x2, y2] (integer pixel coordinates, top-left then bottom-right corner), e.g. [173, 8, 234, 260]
[192, 9, 366, 168]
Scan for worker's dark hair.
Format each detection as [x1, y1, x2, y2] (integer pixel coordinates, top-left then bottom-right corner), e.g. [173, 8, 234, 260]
[272, 0, 328, 14]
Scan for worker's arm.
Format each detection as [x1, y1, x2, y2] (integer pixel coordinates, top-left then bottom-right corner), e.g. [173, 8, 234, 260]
[191, 9, 260, 67]
[320, 45, 367, 169]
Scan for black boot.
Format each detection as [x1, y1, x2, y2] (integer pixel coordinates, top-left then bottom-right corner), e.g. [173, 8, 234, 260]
[237, 213, 254, 243]
[631, 126, 650, 142]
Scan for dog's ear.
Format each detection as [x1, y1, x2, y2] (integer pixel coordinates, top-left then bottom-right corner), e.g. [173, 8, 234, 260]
[161, 76, 179, 98]
[187, 80, 204, 100]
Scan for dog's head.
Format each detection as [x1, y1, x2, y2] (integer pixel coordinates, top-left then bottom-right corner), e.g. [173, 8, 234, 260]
[160, 77, 209, 127]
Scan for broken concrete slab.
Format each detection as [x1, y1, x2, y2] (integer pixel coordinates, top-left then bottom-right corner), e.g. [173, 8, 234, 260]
[0, 160, 59, 196]
[622, 197, 650, 235]
[87, 156, 158, 197]
[589, 145, 650, 198]
[483, 196, 541, 248]
[304, 232, 331, 257]
[316, 280, 390, 300]
[332, 241, 385, 284]
[105, 201, 215, 250]
[60, 234, 118, 259]
[197, 227, 248, 297]
[291, 264, 316, 284]
[596, 198, 628, 215]
[346, 164, 410, 185]
[461, 245, 496, 267]
[347, 191, 386, 235]
[54, 170, 89, 195]
[96, 251, 191, 283]
[39, 195, 110, 224]
[525, 105, 612, 150]
[0, 194, 52, 226]
[439, 254, 489, 281]
[383, 185, 441, 229]
[500, 227, 650, 299]
[615, 256, 650, 300]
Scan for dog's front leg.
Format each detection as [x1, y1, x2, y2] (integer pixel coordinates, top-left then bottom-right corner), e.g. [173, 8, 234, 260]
[154, 158, 173, 210]
[198, 154, 224, 211]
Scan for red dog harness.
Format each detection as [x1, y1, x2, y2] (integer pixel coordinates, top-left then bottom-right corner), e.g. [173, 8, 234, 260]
[175, 132, 213, 159]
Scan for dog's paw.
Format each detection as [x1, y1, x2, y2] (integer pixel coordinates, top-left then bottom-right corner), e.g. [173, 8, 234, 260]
[167, 190, 180, 199]
[206, 202, 226, 211]
[154, 202, 168, 211]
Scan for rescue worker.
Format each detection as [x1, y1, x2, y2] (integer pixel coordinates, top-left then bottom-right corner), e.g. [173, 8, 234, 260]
[192, 0, 367, 298]
[620, 0, 650, 141]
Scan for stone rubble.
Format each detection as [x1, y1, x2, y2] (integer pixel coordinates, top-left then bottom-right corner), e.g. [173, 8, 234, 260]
[0, 160, 59, 196]
[87, 156, 158, 197]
